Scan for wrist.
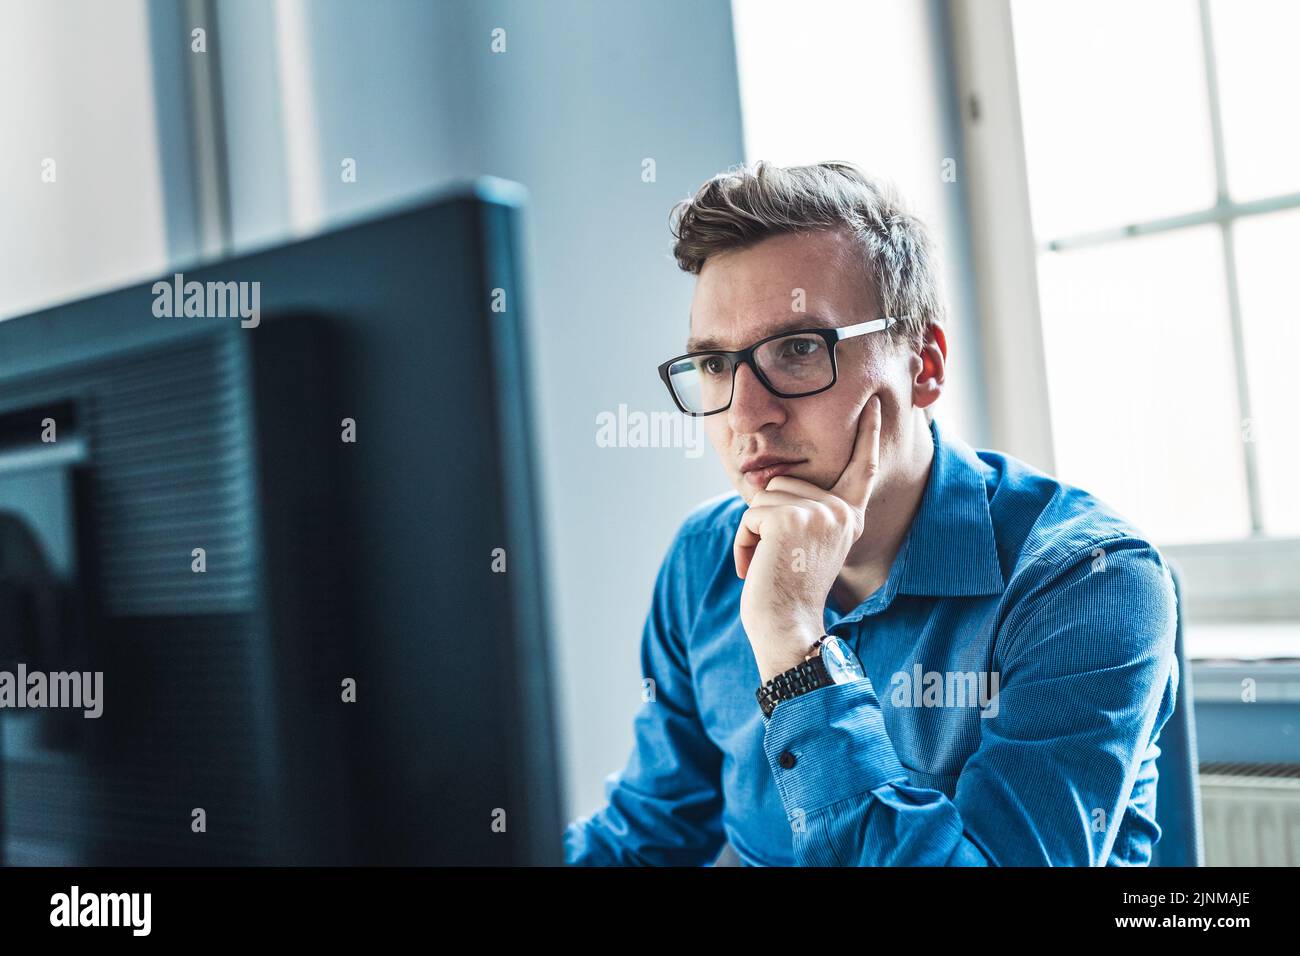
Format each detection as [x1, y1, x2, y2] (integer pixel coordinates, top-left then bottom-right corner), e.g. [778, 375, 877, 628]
[755, 633, 867, 718]
[756, 631, 822, 684]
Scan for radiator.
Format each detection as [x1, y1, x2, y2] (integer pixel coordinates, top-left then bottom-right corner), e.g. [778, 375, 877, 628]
[1199, 763, 1300, 866]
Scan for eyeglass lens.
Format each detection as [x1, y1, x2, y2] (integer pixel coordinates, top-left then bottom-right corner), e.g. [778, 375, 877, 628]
[667, 332, 833, 414]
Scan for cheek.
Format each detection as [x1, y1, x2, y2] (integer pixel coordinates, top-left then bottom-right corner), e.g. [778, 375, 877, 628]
[792, 396, 861, 487]
[703, 420, 732, 462]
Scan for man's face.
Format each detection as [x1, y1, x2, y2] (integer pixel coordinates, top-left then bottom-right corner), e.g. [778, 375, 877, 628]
[687, 228, 917, 504]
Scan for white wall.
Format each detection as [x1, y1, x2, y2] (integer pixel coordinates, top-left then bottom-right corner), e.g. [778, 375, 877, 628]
[0, 0, 168, 321]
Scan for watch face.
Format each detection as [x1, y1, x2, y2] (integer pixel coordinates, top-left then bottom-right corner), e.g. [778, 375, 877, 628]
[821, 635, 866, 684]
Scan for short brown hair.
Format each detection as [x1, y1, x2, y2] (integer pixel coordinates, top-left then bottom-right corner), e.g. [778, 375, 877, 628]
[669, 160, 944, 353]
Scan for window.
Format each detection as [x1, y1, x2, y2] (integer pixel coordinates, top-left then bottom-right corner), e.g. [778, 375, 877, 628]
[1010, 0, 1300, 546]
[953, 0, 1299, 624]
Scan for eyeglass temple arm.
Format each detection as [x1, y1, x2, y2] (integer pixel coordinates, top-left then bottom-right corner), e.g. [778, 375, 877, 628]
[833, 316, 906, 340]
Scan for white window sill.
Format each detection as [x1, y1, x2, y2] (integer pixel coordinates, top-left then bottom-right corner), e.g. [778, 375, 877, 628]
[1186, 622, 1300, 664]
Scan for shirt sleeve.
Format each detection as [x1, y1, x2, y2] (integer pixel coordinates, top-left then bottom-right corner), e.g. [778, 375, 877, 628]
[564, 528, 728, 866]
[760, 538, 1179, 866]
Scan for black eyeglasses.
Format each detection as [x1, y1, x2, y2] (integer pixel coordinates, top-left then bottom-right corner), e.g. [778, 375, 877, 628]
[657, 316, 904, 417]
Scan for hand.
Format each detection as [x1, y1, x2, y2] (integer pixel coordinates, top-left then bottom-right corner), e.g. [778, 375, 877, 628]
[735, 394, 882, 683]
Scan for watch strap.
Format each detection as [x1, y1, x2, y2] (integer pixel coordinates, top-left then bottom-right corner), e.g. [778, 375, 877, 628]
[755, 648, 831, 718]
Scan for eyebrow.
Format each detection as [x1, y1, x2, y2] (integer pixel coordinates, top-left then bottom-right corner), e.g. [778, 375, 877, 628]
[685, 313, 836, 353]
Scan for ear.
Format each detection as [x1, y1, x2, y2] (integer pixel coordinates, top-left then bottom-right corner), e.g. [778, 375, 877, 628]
[911, 324, 947, 412]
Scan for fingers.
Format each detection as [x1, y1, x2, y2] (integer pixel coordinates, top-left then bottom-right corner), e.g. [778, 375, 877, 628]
[737, 408, 883, 579]
[829, 393, 881, 511]
[755, 480, 847, 529]
[733, 504, 788, 579]
[748, 487, 823, 511]
[762, 475, 840, 510]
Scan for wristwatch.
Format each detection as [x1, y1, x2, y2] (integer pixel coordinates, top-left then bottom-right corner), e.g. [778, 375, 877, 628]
[755, 634, 866, 718]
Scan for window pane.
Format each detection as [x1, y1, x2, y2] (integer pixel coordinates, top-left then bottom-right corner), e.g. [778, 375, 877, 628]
[1233, 209, 1300, 535]
[1011, 0, 1216, 238]
[1210, 0, 1300, 201]
[1036, 227, 1250, 544]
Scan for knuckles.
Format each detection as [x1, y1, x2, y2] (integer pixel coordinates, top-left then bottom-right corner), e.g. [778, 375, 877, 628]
[743, 498, 856, 541]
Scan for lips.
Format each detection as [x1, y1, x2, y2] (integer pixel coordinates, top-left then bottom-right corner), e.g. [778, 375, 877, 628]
[740, 458, 806, 488]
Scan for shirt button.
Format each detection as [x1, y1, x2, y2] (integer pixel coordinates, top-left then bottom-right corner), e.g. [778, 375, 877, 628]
[778, 750, 797, 769]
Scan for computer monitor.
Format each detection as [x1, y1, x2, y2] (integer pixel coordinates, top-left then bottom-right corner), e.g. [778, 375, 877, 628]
[0, 181, 563, 865]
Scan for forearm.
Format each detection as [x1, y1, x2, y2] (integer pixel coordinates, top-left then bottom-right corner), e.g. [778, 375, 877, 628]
[788, 783, 992, 866]
[763, 679, 992, 866]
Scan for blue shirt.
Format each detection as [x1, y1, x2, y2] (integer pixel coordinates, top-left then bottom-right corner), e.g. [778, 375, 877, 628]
[564, 415, 1179, 866]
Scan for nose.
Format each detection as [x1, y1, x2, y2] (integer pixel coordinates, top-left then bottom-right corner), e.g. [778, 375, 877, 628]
[727, 361, 786, 435]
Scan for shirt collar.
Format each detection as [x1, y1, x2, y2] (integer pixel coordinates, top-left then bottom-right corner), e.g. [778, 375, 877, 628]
[897, 415, 1005, 598]
[830, 416, 1005, 625]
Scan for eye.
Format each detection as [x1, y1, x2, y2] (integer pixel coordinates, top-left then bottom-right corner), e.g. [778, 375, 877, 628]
[699, 355, 727, 376]
[779, 337, 821, 359]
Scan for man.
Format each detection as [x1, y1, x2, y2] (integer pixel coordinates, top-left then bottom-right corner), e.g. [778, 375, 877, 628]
[564, 160, 1179, 866]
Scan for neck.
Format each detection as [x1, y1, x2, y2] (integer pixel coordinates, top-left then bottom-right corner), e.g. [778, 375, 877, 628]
[830, 411, 934, 612]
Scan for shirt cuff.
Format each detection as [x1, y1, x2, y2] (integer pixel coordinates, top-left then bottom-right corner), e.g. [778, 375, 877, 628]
[762, 678, 909, 815]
